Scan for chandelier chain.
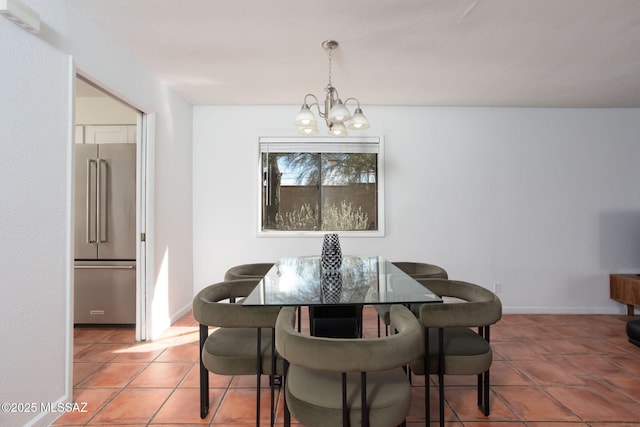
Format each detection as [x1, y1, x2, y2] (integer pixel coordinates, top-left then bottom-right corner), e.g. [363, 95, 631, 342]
[327, 47, 333, 87]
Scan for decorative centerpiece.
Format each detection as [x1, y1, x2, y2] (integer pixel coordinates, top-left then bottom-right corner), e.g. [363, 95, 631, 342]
[321, 233, 342, 271]
[321, 270, 343, 304]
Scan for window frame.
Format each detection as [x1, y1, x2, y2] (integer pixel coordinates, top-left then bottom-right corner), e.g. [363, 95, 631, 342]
[257, 135, 385, 237]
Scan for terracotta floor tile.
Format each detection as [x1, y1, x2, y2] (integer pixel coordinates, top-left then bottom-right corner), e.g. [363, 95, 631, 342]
[78, 362, 147, 388]
[98, 327, 136, 343]
[568, 354, 632, 378]
[128, 361, 192, 388]
[608, 353, 640, 375]
[493, 385, 580, 422]
[579, 377, 639, 405]
[231, 373, 272, 388]
[73, 327, 114, 343]
[179, 364, 233, 389]
[151, 425, 216, 427]
[154, 341, 199, 362]
[510, 356, 588, 386]
[74, 343, 127, 362]
[73, 362, 105, 386]
[51, 388, 119, 425]
[151, 388, 222, 424]
[553, 323, 623, 339]
[83, 424, 146, 427]
[110, 343, 166, 363]
[73, 342, 91, 355]
[545, 385, 640, 422]
[604, 376, 640, 401]
[507, 324, 563, 340]
[526, 423, 589, 427]
[91, 388, 172, 424]
[463, 422, 525, 427]
[492, 341, 548, 360]
[445, 386, 520, 422]
[535, 338, 593, 354]
[571, 337, 630, 355]
[491, 361, 535, 386]
[155, 325, 200, 343]
[406, 385, 456, 423]
[213, 388, 280, 425]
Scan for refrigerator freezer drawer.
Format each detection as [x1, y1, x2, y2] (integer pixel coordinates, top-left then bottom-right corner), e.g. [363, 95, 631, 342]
[74, 261, 136, 324]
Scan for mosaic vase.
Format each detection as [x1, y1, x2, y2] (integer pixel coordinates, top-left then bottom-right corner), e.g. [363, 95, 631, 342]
[321, 233, 342, 271]
[321, 270, 343, 304]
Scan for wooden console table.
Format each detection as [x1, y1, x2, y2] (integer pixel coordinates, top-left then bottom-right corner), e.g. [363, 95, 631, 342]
[610, 274, 640, 316]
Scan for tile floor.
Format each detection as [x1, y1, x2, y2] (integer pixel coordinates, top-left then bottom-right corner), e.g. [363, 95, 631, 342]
[54, 307, 640, 426]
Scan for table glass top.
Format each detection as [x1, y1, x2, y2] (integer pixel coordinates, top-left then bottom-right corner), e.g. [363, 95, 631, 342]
[243, 256, 442, 306]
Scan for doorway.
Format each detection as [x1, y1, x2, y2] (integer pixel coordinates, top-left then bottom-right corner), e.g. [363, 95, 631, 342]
[74, 75, 149, 341]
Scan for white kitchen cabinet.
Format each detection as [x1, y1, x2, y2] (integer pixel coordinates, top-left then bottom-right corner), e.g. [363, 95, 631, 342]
[75, 125, 136, 144]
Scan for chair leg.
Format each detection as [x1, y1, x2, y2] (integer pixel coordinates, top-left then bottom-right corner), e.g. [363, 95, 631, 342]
[283, 360, 291, 427]
[256, 328, 262, 427]
[361, 372, 369, 427]
[342, 373, 349, 427]
[438, 328, 445, 427]
[198, 324, 209, 418]
[270, 327, 276, 427]
[199, 324, 209, 419]
[483, 370, 490, 416]
[424, 327, 430, 427]
[482, 325, 491, 416]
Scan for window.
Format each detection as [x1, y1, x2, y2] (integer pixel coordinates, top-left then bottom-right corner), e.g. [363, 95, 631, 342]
[259, 136, 384, 236]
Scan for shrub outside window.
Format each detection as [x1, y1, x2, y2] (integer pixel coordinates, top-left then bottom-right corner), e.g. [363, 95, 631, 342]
[258, 136, 384, 236]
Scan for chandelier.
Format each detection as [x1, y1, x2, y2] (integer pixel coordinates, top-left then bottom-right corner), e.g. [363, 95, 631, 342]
[295, 40, 370, 137]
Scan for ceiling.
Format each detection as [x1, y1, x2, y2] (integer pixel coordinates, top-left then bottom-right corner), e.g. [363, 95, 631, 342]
[70, 0, 640, 107]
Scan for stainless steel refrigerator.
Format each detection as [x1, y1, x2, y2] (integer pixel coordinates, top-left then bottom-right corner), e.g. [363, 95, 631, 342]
[74, 143, 136, 324]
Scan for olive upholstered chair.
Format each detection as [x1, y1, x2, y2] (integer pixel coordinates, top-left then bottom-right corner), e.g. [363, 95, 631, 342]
[409, 279, 502, 427]
[276, 304, 423, 427]
[192, 279, 283, 426]
[224, 263, 274, 281]
[375, 262, 448, 336]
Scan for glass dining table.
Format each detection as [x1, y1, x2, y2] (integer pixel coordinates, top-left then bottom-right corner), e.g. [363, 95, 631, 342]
[243, 255, 442, 337]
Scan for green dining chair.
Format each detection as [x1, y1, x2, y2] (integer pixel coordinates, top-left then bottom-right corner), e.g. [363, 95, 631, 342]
[409, 279, 502, 427]
[192, 279, 283, 426]
[276, 304, 423, 427]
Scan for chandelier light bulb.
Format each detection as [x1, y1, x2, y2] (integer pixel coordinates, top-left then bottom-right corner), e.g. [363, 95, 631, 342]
[347, 108, 370, 130]
[328, 100, 351, 123]
[294, 104, 317, 127]
[328, 122, 348, 137]
[298, 125, 319, 135]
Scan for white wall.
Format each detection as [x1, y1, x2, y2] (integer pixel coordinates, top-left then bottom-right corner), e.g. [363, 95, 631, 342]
[0, 12, 71, 427]
[193, 105, 640, 314]
[75, 96, 137, 125]
[0, 1, 193, 425]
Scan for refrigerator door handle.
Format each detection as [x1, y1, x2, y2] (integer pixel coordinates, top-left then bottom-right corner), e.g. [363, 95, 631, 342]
[86, 159, 97, 244]
[96, 158, 107, 243]
[75, 264, 136, 270]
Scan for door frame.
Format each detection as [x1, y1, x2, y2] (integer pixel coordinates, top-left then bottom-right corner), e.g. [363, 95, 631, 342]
[73, 73, 152, 341]
[136, 112, 154, 341]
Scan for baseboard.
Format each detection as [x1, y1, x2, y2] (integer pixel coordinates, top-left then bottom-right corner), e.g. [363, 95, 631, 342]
[502, 306, 626, 315]
[170, 301, 193, 324]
